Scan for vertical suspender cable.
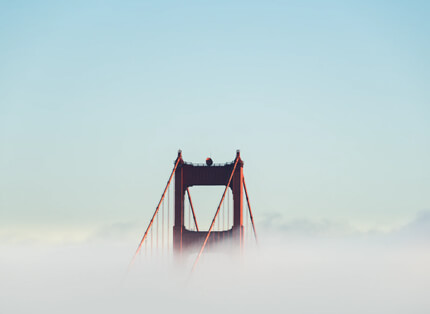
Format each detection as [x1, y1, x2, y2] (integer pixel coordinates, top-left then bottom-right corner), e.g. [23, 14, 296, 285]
[188, 199, 191, 230]
[246, 195, 249, 242]
[129, 157, 181, 268]
[222, 199, 225, 240]
[222, 199, 225, 230]
[156, 207, 159, 251]
[144, 235, 147, 256]
[162, 199, 164, 254]
[167, 185, 170, 252]
[217, 208, 220, 241]
[217, 203, 220, 231]
[227, 189, 230, 229]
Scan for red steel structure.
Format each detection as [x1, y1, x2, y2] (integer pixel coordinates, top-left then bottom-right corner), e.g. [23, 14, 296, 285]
[174, 149, 244, 255]
[130, 150, 257, 269]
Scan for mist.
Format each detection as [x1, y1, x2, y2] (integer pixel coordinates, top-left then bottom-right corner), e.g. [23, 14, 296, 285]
[1, 217, 429, 314]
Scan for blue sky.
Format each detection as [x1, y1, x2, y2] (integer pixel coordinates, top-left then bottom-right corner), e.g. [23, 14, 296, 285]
[1, 0, 429, 236]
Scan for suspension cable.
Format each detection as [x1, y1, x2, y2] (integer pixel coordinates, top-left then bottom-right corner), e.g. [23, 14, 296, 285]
[243, 177, 258, 244]
[186, 188, 199, 231]
[191, 157, 239, 272]
[227, 188, 230, 229]
[129, 156, 181, 268]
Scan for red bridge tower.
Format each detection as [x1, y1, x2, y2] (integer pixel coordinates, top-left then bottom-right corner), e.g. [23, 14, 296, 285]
[130, 150, 257, 270]
[173, 150, 244, 254]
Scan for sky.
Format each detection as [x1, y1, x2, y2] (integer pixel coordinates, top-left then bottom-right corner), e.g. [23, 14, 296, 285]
[1, 2, 430, 314]
[1, 0, 430, 241]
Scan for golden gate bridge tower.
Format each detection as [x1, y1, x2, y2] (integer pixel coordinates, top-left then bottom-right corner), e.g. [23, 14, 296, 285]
[130, 150, 257, 269]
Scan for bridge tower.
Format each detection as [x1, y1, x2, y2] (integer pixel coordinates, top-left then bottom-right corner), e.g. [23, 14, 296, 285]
[173, 150, 244, 255]
[130, 150, 257, 270]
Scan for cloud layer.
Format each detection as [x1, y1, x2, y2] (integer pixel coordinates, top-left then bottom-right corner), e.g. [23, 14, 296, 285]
[1, 214, 429, 314]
